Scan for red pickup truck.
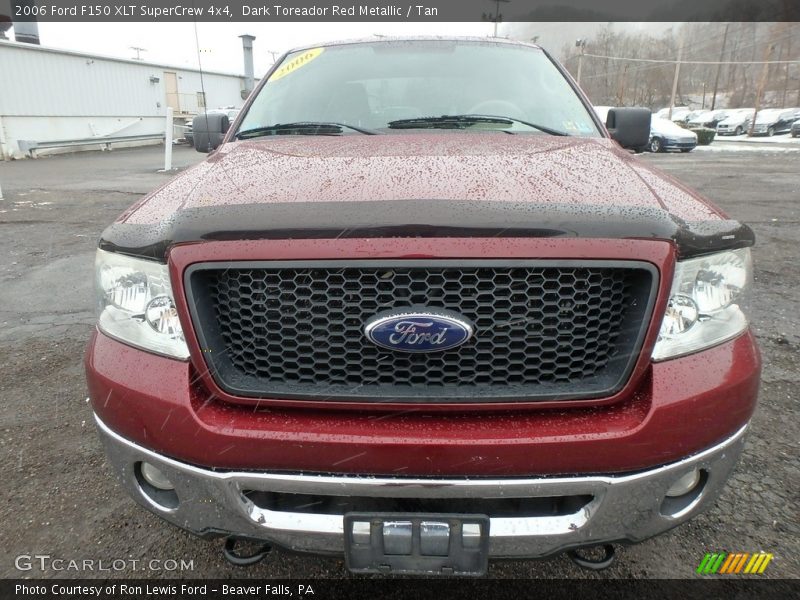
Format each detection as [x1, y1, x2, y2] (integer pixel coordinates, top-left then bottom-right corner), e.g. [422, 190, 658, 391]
[86, 37, 760, 576]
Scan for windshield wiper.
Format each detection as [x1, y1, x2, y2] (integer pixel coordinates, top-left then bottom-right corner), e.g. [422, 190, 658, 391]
[387, 114, 569, 136]
[236, 121, 379, 139]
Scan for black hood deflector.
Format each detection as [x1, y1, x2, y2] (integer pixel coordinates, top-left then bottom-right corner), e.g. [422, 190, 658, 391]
[99, 200, 755, 262]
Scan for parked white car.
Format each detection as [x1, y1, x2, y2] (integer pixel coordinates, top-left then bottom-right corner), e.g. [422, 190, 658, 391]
[716, 109, 755, 136]
[655, 107, 691, 122]
[648, 117, 697, 153]
[593, 106, 612, 123]
[682, 110, 709, 124]
[185, 107, 241, 147]
[687, 109, 731, 129]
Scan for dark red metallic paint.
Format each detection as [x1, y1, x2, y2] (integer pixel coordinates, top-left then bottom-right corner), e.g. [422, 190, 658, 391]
[118, 135, 725, 227]
[86, 328, 760, 476]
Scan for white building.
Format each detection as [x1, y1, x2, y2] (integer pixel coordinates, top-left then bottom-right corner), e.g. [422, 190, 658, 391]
[0, 39, 250, 158]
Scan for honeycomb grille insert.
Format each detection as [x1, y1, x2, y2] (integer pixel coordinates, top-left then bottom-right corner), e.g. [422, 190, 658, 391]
[185, 261, 656, 403]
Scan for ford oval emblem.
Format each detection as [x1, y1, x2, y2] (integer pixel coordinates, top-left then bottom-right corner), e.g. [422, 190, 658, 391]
[364, 308, 474, 353]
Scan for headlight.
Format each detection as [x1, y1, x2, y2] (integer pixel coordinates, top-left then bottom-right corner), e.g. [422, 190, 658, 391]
[652, 248, 752, 361]
[95, 249, 189, 359]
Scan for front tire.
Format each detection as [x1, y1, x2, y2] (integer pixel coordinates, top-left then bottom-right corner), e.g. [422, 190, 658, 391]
[767, 126, 775, 137]
[649, 137, 664, 153]
[735, 126, 743, 136]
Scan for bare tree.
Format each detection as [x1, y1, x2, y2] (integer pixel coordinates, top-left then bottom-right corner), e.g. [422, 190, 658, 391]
[560, 22, 799, 110]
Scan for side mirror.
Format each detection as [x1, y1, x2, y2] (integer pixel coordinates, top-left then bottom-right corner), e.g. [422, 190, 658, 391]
[193, 113, 230, 153]
[606, 107, 651, 151]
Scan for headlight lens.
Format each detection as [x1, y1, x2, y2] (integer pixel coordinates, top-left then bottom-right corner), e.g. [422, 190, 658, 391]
[95, 250, 189, 359]
[652, 248, 752, 361]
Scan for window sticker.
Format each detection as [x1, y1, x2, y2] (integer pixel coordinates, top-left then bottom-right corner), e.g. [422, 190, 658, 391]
[268, 48, 324, 82]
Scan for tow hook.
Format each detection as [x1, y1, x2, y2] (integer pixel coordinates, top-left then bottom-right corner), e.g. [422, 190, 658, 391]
[567, 544, 616, 571]
[222, 537, 272, 567]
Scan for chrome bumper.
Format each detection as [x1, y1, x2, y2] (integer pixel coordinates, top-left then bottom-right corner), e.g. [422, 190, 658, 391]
[95, 415, 747, 558]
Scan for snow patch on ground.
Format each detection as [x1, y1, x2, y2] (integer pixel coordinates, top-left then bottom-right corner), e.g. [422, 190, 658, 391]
[695, 143, 800, 153]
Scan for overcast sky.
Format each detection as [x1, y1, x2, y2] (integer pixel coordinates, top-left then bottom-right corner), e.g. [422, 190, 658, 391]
[17, 22, 493, 74]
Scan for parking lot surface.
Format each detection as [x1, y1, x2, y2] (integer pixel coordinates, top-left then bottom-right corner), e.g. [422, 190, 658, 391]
[0, 144, 797, 579]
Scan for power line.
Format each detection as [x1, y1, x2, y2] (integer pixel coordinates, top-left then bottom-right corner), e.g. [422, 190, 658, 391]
[582, 53, 800, 66]
[567, 24, 800, 106]
[579, 29, 799, 82]
[559, 21, 757, 70]
[575, 24, 793, 71]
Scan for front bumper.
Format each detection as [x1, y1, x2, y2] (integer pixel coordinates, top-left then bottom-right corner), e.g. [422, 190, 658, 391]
[750, 126, 774, 136]
[96, 415, 747, 558]
[663, 138, 697, 150]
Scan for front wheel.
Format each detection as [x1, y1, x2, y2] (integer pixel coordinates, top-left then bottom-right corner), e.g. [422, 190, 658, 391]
[649, 137, 664, 153]
[735, 126, 743, 136]
[767, 126, 775, 137]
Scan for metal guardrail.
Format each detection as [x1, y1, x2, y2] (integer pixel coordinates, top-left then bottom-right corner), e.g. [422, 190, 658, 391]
[17, 133, 166, 158]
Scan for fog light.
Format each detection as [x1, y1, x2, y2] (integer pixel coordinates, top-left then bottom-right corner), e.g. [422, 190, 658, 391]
[666, 468, 701, 497]
[140, 462, 174, 491]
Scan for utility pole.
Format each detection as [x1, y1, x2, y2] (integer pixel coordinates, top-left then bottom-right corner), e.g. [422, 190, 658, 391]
[781, 26, 792, 106]
[576, 38, 587, 86]
[796, 73, 800, 107]
[617, 63, 629, 106]
[750, 39, 777, 136]
[668, 32, 684, 120]
[484, 0, 509, 37]
[710, 22, 730, 110]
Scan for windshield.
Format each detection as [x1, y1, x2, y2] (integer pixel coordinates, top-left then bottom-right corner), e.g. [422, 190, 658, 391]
[236, 40, 601, 137]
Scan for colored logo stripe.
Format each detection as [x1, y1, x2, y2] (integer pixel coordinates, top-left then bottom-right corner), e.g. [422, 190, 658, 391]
[719, 553, 737, 573]
[697, 552, 773, 575]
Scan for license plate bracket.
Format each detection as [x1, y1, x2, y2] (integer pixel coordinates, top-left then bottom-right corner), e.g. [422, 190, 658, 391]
[343, 513, 489, 576]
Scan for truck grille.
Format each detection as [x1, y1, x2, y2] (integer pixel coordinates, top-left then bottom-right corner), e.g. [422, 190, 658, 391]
[185, 260, 657, 403]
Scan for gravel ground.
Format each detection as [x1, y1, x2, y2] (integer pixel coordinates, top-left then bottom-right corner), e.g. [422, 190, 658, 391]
[0, 144, 797, 580]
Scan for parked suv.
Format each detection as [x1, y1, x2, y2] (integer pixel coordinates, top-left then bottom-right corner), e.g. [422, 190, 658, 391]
[86, 38, 760, 576]
[750, 108, 799, 136]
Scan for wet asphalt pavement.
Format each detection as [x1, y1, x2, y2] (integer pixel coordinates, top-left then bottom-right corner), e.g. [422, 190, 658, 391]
[0, 143, 797, 580]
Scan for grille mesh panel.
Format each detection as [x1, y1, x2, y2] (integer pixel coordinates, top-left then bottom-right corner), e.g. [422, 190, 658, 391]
[187, 262, 655, 402]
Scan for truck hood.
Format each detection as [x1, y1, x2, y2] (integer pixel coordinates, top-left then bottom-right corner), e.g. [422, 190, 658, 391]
[104, 134, 753, 260]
